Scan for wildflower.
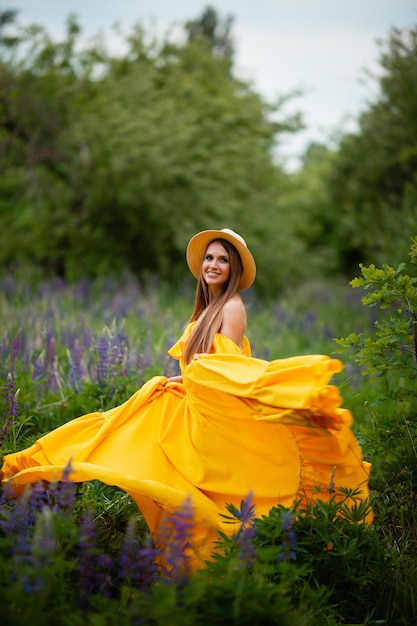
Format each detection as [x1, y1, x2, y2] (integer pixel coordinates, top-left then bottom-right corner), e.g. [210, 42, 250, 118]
[32, 352, 47, 399]
[27, 507, 57, 593]
[67, 348, 84, 392]
[26, 482, 50, 525]
[51, 460, 76, 513]
[236, 525, 257, 568]
[114, 330, 129, 374]
[32, 352, 46, 381]
[278, 509, 298, 562]
[232, 492, 257, 568]
[328, 465, 336, 494]
[137, 533, 160, 587]
[237, 491, 256, 528]
[46, 331, 56, 365]
[0, 488, 29, 537]
[97, 553, 114, 598]
[119, 518, 159, 590]
[10, 331, 22, 371]
[0, 488, 54, 595]
[76, 509, 114, 603]
[97, 330, 110, 387]
[156, 497, 194, 582]
[76, 510, 98, 604]
[1, 372, 19, 447]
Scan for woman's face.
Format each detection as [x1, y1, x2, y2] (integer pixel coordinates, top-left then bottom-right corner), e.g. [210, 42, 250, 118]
[202, 241, 231, 293]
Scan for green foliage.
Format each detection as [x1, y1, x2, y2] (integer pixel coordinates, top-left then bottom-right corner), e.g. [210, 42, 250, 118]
[0, 8, 302, 297]
[185, 4, 235, 59]
[277, 144, 341, 279]
[0, 268, 417, 623]
[274, 24, 417, 280]
[323, 25, 417, 273]
[2, 10, 417, 297]
[335, 236, 417, 490]
[3, 479, 414, 625]
[334, 238, 417, 619]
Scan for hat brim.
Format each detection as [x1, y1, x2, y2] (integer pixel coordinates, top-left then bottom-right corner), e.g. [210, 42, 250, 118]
[186, 229, 256, 291]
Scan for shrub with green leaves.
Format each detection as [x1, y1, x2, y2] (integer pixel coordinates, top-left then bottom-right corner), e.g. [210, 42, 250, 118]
[335, 235, 417, 489]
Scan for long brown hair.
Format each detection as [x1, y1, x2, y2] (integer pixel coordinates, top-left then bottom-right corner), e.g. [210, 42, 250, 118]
[183, 239, 243, 364]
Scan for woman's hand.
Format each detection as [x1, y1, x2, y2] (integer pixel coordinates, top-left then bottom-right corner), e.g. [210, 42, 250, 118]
[167, 375, 183, 383]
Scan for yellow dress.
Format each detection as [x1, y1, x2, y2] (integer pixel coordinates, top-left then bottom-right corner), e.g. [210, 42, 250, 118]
[1, 323, 371, 567]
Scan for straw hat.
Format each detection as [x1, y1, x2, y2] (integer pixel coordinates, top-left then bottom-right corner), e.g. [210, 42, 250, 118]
[186, 228, 256, 290]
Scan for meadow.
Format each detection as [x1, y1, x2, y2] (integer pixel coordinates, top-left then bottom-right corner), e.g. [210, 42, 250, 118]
[1, 268, 416, 625]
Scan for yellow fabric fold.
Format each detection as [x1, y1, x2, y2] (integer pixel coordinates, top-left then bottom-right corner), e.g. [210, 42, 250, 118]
[1, 323, 372, 567]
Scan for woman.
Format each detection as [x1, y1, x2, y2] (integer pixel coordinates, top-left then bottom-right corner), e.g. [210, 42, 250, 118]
[1, 228, 371, 567]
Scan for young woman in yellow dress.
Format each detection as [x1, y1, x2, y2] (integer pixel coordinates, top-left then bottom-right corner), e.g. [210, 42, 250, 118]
[1, 228, 372, 567]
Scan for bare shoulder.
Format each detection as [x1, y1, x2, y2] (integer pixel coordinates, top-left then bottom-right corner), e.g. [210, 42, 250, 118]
[223, 295, 246, 319]
[220, 296, 247, 346]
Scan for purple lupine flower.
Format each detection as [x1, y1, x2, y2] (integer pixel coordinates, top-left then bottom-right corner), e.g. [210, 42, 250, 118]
[0, 489, 47, 594]
[26, 482, 50, 526]
[10, 331, 22, 371]
[0, 338, 8, 376]
[229, 492, 257, 568]
[237, 491, 256, 528]
[76, 507, 114, 604]
[0, 488, 29, 537]
[236, 525, 257, 568]
[67, 346, 85, 392]
[114, 330, 129, 375]
[13, 532, 40, 594]
[44, 332, 59, 391]
[32, 352, 46, 381]
[54, 460, 76, 512]
[23, 507, 58, 594]
[328, 466, 336, 494]
[83, 329, 92, 350]
[119, 519, 159, 590]
[32, 352, 47, 400]
[40, 461, 75, 515]
[97, 331, 110, 387]
[46, 331, 56, 365]
[76, 510, 98, 602]
[137, 533, 160, 587]
[222, 491, 256, 536]
[156, 497, 194, 582]
[278, 509, 298, 562]
[96, 553, 114, 598]
[0, 372, 19, 447]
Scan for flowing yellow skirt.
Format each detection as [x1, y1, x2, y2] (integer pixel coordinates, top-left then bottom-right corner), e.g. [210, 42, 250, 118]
[1, 332, 372, 567]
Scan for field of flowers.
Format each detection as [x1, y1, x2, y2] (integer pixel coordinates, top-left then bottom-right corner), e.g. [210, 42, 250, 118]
[1, 270, 416, 625]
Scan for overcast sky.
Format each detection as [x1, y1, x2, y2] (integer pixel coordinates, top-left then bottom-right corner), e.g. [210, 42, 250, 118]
[8, 1, 417, 168]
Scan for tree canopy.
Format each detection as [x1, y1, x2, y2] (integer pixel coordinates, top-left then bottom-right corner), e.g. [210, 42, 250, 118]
[0, 8, 304, 296]
[0, 7, 416, 296]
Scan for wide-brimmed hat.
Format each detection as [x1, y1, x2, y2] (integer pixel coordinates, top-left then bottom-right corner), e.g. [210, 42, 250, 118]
[186, 228, 256, 290]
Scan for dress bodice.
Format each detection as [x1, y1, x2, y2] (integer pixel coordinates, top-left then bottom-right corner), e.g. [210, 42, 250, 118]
[167, 322, 251, 372]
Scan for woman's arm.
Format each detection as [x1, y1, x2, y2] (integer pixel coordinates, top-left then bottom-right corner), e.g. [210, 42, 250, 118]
[167, 375, 183, 383]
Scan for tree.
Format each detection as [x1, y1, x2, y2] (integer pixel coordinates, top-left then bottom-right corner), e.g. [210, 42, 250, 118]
[0, 9, 303, 296]
[185, 5, 234, 60]
[323, 24, 417, 273]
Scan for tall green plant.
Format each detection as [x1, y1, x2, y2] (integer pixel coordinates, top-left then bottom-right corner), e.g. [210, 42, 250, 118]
[335, 235, 417, 485]
[335, 237, 417, 613]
